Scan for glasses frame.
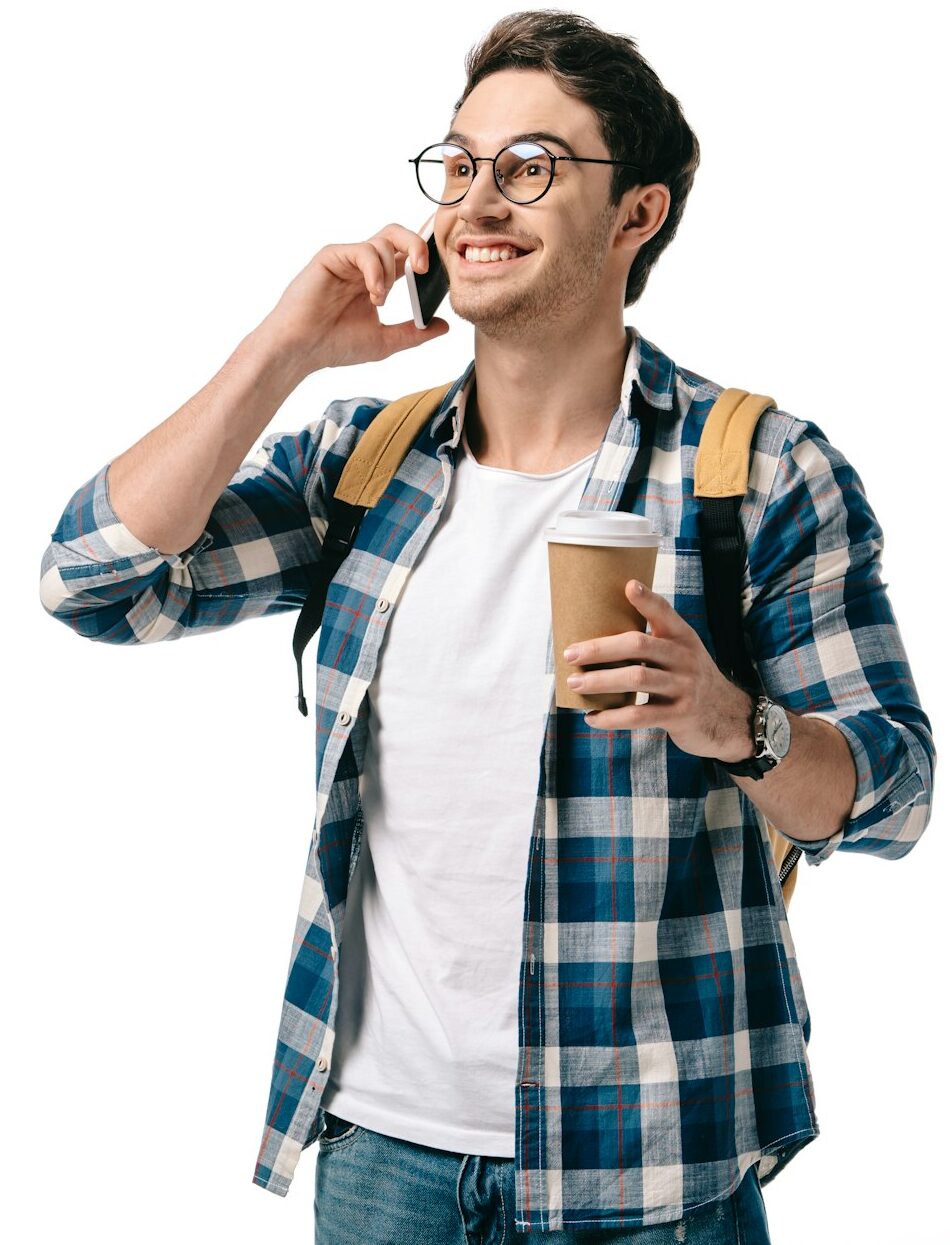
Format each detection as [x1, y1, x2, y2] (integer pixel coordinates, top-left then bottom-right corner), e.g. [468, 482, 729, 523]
[408, 140, 644, 206]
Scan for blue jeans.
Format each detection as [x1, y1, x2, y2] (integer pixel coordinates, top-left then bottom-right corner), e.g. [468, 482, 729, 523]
[313, 1110, 772, 1243]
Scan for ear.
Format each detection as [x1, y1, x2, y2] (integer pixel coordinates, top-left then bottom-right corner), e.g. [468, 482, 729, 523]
[616, 184, 671, 250]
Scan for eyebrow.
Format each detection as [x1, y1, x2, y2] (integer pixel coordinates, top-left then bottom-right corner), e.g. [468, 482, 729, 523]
[442, 130, 579, 158]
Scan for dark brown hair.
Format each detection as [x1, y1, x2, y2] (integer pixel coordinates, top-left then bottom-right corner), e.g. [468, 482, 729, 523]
[452, 10, 701, 305]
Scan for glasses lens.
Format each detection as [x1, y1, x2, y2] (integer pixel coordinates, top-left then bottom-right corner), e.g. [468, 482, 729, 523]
[415, 142, 553, 204]
[416, 144, 471, 204]
[495, 143, 553, 202]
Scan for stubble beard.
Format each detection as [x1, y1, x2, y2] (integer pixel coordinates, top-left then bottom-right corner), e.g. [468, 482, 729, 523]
[447, 201, 619, 343]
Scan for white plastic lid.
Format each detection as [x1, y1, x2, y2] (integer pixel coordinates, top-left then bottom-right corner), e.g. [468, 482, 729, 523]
[544, 509, 661, 547]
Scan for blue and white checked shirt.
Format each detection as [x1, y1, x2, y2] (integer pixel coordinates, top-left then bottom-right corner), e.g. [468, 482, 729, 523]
[39, 326, 935, 1231]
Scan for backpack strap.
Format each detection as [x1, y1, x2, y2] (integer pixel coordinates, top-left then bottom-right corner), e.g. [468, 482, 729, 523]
[333, 382, 457, 507]
[695, 387, 802, 906]
[292, 382, 455, 717]
[695, 388, 775, 692]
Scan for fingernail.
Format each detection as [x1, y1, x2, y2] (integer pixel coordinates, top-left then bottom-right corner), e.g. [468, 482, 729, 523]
[566, 675, 583, 688]
[563, 646, 579, 662]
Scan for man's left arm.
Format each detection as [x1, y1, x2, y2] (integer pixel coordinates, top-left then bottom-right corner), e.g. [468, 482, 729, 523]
[565, 413, 935, 866]
[725, 414, 936, 865]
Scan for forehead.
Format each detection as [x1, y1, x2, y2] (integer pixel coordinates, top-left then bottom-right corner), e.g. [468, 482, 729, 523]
[447, 68, 602, 153]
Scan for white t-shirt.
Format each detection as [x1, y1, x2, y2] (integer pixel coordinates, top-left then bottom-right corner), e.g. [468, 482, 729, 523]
[321, 419, 596, 1156]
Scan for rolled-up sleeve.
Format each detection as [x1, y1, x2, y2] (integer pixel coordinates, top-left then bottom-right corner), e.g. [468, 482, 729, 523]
[38, 408, 352, 644]
[741, 414, 935, 866]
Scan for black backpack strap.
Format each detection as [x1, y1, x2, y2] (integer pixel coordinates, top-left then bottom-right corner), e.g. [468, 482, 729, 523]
[292, 497, 365, 717]
[699, 493, 761, 695]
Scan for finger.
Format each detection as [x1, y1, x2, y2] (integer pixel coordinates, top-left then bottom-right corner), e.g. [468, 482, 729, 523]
[376, 222, 431, 279]
[565, 630, 672, 668]
[378, 316, 451, 356]
[624, 579, 687, 634]
[368, 239, 397, 294]
[352, 242, 388, 305]
[566, 663, 675, 697]
[584, 701, 667, 731]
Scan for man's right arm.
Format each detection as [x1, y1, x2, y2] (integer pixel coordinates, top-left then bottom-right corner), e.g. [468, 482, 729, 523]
[38, 225, 448, 644]
[105, 320, 312, 559]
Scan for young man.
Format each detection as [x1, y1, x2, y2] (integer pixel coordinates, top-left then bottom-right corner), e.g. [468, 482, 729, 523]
[40, 11, 934, 1243]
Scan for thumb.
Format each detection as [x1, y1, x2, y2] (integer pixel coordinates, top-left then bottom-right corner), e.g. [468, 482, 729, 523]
[382, 316, 451, 355]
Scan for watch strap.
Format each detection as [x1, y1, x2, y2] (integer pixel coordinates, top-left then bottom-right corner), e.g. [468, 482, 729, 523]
[718, 694, 779, 780]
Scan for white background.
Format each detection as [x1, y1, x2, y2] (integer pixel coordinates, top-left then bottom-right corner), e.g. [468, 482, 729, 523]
[4, 2, 946, 1242]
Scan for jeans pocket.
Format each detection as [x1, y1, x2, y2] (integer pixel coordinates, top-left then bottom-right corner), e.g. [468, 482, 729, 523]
[318, 1110, 362, 1150]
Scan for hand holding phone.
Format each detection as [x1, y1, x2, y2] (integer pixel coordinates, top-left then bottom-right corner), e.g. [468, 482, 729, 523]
[405, 213, 450, 329]
[263, 222, 449, 373]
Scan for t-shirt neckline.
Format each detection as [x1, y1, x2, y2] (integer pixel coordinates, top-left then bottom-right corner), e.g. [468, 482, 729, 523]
[460, 425, 598, 480]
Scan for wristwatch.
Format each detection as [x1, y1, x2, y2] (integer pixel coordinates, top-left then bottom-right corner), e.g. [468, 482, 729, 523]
[718, 694, 791, 780]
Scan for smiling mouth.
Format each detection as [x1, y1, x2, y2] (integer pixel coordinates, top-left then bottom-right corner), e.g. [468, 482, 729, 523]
[456, 249, 534, 271]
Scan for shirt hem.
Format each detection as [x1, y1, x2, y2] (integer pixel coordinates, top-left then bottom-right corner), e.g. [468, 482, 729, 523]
[512, 1127, 819, 1232]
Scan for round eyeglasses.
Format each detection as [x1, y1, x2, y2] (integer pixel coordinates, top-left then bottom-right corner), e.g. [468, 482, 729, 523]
[408, 141, 643, 206]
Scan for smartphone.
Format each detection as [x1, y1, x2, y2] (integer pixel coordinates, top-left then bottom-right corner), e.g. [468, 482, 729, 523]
[405, 213, 449, 329]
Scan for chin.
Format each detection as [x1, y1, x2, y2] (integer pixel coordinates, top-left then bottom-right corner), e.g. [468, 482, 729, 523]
[447, 294, 545, 342]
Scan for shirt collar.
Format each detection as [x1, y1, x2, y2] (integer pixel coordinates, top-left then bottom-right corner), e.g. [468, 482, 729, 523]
[429, 325, 677, 448]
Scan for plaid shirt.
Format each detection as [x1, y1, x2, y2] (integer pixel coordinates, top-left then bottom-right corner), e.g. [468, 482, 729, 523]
[40, 327, 935, 1231]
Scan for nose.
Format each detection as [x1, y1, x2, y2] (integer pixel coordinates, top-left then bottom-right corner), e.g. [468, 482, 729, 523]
[457, 156, 512, 218]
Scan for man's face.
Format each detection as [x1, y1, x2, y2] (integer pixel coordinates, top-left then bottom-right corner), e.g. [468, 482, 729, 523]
[433, 68, 626, 341]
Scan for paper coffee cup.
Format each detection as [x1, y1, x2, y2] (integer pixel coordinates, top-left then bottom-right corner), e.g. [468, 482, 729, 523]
[545, 511, 661, 710]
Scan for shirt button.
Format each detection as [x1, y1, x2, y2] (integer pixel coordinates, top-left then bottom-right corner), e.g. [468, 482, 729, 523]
[317, 1056, 328, 1072]
[376, 598, 390, 612]
[338, 711, 351, 726]
[432, 495, 443, 509]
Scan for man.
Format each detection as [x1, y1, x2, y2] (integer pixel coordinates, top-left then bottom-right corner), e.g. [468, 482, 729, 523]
[40, 10, 934, 1243]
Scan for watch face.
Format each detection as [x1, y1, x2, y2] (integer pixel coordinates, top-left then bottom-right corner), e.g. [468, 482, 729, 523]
[765, 704, 791, 757]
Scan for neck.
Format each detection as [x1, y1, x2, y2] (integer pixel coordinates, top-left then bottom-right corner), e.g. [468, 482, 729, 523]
[464, 318, 631, 474]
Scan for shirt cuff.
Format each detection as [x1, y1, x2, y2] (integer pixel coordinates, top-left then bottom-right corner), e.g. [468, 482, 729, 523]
[784, 710, 925, 865]
[774, 824, 844, 866]
[53, 461, 215, 570]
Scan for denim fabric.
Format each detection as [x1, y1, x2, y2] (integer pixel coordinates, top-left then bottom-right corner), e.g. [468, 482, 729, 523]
[313, 1112, 771, 1244]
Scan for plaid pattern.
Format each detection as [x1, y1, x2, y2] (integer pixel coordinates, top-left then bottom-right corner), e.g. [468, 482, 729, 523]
[40, 327, 934, 1231]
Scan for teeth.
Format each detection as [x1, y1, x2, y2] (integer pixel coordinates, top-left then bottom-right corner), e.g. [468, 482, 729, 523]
[464, 245, 523, 263]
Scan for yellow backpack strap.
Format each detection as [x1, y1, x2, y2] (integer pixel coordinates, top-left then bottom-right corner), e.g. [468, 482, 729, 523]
[694, 387, 777, 497]
[695, 388, 800, 910]
[334, 381, 456, 507]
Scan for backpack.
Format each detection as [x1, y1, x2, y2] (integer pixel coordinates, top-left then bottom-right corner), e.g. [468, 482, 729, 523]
[291, 381, 802, 906]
